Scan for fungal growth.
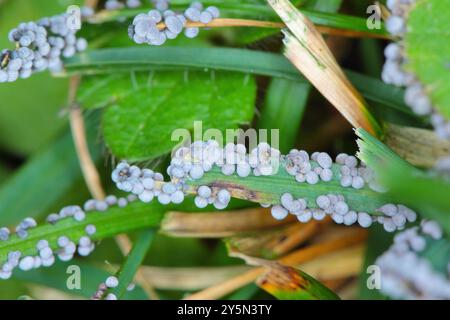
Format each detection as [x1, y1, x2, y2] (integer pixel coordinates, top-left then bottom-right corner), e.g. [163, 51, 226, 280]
[0, 194, 139, 280]
[0, 139, 419, 282]
[0, 13, 88, 83]
[128, 1, 220, 45]
[111, 140, 417, 232]
[382, 0, 450, 172]
[376, 220, 450, 299]
[0, 0, 448, 302]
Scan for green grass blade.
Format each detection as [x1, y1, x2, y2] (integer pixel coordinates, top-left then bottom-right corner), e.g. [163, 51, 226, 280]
[344, 70, 412, 116]
[257, 79, 311, 153]
[183, 166, 395, 218]
[107, 230, 155, 299]
[0, 202, 164, 264]
[64, 47, 412, 117]
[356, 128, 450, 235]
[309, 0, 342, 12]
[358, 225, 392, 299]
[226, 283, 261, 300]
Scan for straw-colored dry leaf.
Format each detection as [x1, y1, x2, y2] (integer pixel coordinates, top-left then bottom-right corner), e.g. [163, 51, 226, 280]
[267, 0, 382, 137]
[161, 207, 295, 238]
[137, 266, 252, 291]
[385, 124, 450, 168]
[184, 227, 367, 300]
[227, 220, 326, 258]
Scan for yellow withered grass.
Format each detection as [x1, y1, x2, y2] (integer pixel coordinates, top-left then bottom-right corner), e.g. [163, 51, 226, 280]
[267, 0, 382, 137]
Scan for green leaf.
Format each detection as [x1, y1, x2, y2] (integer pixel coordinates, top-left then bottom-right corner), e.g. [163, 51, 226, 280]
[107, 230, 154, 299]
[405, 0, 450, 118]
[356, 128, 450, 235]
[257, 265, 340, 300]
[65, 47, 414, 118]
[0, 114, 101, 226]
[86, 71, 256, 161]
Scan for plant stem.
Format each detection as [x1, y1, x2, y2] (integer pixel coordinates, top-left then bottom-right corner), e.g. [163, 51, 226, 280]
[68, 78, 106, 200]
[154, 18, 390, 40]
[68, 20, 159, 296]
[88, 3, 390, 39]
[108, 230, 155, 299]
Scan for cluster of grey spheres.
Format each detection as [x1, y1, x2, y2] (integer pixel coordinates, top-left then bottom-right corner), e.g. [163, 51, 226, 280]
[376, 220, 450, 299]
[382, 0, 450, 172]
[110, 140, 418, 234]
[0, 193, 141, 280]
[0, 13, 87, 83]
[104, 0, 170, 11]
[91, 275, 135, 300]
[128, 1, 220, 46]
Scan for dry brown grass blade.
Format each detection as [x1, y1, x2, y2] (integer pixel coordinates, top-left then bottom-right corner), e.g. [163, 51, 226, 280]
[84, 0, 99, 8]
[376, 1, 391, 20]
[335, 277, 359, 300]
[320, 278, 352, 292]
[27, 285, 80, 300]
[231, 243, 364, 283]
[307, 225, 367, 244]
[184, 228, 367, 300]
[161, 207, 295, 238]
[137, 265, 252, 291]
[267, 0, 382, 137]
[298, 244, 365, 281]
[227, 220, 327, 258]
[385, 124, 450, 168]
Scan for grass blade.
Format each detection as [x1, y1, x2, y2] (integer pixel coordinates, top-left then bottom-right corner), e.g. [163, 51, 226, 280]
[161, 208, 294, 238]
[257, 264, 340, 300]
[356, 128, 450, 235]
[385, 124, 450, 168]
[0, 202, 163, 264]
[257, 79, 311, 153]
[267, 0, 382, 137]
[184, 166, 394, 219]
[107, 230, 155, 299]
[64, 47, 413, 117]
